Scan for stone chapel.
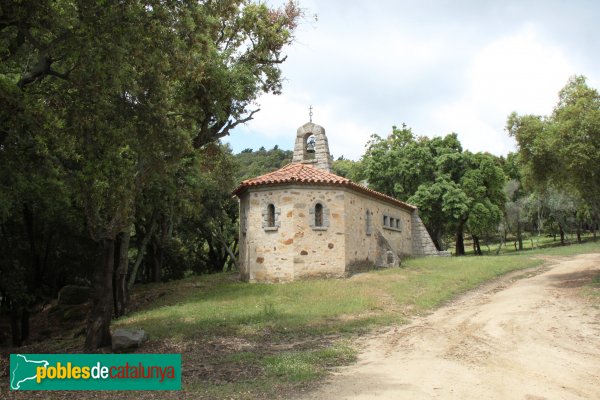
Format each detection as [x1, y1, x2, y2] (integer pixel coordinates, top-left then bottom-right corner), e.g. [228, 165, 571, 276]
[232, 121, 442, 282]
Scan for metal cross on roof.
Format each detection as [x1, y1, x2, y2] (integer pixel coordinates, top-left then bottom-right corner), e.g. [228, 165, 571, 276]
[309, 105, 313, 123]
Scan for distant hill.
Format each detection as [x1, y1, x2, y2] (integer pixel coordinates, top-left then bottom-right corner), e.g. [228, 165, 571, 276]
[234, 146, 293, 182]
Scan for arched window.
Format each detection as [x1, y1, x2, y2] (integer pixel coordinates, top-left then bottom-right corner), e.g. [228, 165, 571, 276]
[267, 204, 275, 227]
[315, 203, 323, 226]
[309, 202, 329, 230]
[263, 203, 279, 230]
[306, 135, 316, 152]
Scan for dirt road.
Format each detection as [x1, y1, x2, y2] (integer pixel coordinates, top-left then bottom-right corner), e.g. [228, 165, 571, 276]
[301, 253, 600, 400]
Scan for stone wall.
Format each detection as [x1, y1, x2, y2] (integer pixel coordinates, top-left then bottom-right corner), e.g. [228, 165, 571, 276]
[239, 184, 429, 282]
[238, 185, 346, 282]
[343, 189, 413, 269]
[238, 190, 295, 282]
[411, 212, 450, 256]
[290, 187, 346, 279]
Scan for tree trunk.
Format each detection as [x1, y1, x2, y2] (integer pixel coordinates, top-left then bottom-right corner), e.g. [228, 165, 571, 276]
[0, 291, 7, 309]
[23, 204, 42, 279]
[149, 240, 163, 282]
[10, 302, 23, 347]
[9, 300, 29, 346]
[226, 238, 239, 272]
[215, 226, 238, 271]
[128, 216, 157, 289]
[113, 231, 130, 317]
[207, 241, 217, 273]
[21, 308, 30, 341]
[435, 232, 444, 251]
[455, 224, 465, 256]
[148, 214, 170, 282]
[516, 221, 523, 250]
[23, 204, 45, 299]
[536, 204, 544, 248]
[85, 239, 115, 350]
[472, 235, 482, 255]
[576, 223, 582, 243]
[559, 224, 565, 245]
[495, 235, 505, 255]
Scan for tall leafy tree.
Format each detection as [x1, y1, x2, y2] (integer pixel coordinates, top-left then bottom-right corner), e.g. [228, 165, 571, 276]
[361, 125, 439, 201]
[508, 75, 600, 226]
[461, 153, 505, 255]
[500, 153, 527, 250]
[408, 176, 469, 251]
[361, 125, 506, 254]
[1, 0, 300, 348]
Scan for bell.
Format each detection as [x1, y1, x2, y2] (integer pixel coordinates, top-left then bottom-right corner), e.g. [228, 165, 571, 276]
[306, 136, 316, 153]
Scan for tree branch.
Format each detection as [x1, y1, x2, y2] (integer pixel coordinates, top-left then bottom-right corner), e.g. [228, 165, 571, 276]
[254, 55, 288, 65]
[192, 108, 259, 148]
[17, 54, 74, 89]
[217, 108, 260, 137]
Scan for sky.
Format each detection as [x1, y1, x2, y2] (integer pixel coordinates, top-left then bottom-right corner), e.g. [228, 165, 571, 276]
[224, 0, 600, 160]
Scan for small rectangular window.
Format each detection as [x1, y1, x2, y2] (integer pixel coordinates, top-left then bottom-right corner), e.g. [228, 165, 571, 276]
[310, 202, 329, 230]
[383, 214, 402, 232]
[315, 203, 323, 226]
[263, 203, 280, 231]
[267, 204, 275, 227]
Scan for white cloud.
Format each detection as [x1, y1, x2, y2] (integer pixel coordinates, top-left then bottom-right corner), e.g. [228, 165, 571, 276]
[229, 2, 600, 160]
[239, 92, 311, 140]
[231, 90, 374, 159]
[469, 25, 573, 115]
[430, 26, 574, 155]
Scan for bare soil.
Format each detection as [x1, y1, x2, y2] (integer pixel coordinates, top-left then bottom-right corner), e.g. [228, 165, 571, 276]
[299, 253, 600, 400]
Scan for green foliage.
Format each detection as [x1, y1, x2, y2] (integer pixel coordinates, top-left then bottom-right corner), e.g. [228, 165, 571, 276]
[508, 75, 600, 221]
[361, 124, 506, 252]
[332, 157, 362, 180]
[234, 145, 293, 182]
[0, 0, 300, 347]
[361, 125, 439, 200]
[409, 176, 468, 246]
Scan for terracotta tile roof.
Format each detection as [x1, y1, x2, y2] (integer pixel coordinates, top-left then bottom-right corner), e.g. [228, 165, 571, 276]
[232, 163, 416, 211]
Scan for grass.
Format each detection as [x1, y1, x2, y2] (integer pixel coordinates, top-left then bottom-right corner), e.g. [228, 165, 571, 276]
[264, 342, 356, 382]
[120, 243, 600, 339]
[528, 239, 600, 256]
[116, 256, 543, 341]
[111, 240, 600, 398]
[464, 232, 598, 256]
